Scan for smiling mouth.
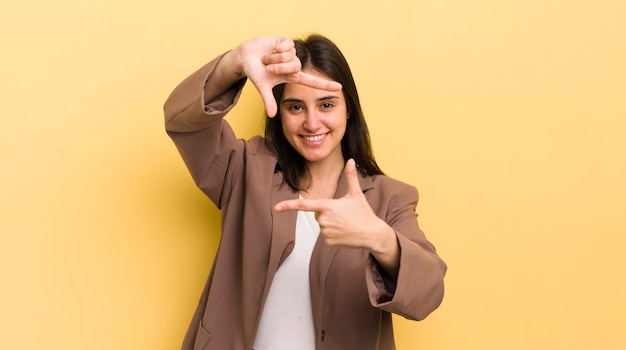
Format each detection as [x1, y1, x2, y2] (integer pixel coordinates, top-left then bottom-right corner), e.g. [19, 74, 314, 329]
[301, 133, 329, 142]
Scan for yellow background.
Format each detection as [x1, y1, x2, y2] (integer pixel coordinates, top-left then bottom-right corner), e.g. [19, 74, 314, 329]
[1, 0, 625, 349]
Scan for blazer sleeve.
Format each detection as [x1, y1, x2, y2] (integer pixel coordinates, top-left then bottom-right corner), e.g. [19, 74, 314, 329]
[365, 184, 447, 321]
[163, 53, 247, 208]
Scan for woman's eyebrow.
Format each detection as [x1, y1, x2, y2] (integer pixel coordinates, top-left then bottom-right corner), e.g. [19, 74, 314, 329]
[318, 95, 340, 101]
[282, 95, 340, 103]
[282, 97, 304, 104]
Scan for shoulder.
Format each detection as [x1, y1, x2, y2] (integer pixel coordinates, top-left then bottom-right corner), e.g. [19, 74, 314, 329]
[248, 135, 274, 158]
[368, 174, 418, 195]
[365, 174, 419, 207]
[241, 135, 280, 174]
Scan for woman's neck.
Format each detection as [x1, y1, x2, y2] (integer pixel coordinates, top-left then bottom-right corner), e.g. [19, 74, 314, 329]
[300, 157, 345, 199]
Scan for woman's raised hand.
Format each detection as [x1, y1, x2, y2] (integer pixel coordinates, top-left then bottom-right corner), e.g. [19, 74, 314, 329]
[233, 36, 342, 117]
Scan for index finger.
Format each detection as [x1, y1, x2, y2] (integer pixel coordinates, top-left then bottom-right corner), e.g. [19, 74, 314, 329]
[288, 71, 342, 91]
[274, 198, 328, 212]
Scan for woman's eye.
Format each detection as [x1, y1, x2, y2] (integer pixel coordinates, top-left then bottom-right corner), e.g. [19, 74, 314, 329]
[288, 105, 303, 112]
[321, 102, 334, 109]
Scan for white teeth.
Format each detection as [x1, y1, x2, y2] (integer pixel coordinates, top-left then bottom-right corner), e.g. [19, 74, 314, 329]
[303, 134, 327, 142]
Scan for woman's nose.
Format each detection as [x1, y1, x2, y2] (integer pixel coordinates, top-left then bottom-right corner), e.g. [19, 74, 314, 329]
[303, 110, 321, 131]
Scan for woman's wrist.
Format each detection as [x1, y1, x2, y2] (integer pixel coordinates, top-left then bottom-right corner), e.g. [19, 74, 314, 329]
[220, 48, 246, 80]
[368, 222, 400, 280]
[203, 50, 246, 104]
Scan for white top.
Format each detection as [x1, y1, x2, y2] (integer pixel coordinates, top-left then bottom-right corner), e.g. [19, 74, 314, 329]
[252, 207, 320, 350]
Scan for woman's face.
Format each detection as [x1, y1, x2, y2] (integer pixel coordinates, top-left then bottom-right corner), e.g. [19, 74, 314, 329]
[279, 70, 347, 165]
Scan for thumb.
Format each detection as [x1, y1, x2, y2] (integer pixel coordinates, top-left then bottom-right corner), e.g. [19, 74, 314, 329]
[344, 158, 362, 195]
[258, 85, 278, 117]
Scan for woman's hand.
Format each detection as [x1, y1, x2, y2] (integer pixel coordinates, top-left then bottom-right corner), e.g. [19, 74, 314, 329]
[274, 159, 401, 279]
[232, 36, 342, 117]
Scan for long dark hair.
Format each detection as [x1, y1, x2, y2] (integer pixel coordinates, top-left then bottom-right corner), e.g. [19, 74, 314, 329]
[265, 34, 384, 192]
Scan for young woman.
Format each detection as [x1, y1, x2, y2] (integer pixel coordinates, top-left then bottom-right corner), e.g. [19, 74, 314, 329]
[164, 34, 446, 350]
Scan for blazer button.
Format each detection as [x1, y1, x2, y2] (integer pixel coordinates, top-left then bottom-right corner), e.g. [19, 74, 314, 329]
[321, 330, 325, 341]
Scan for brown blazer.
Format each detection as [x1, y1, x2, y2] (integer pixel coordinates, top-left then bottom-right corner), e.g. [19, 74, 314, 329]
[164, 54, 447, 350]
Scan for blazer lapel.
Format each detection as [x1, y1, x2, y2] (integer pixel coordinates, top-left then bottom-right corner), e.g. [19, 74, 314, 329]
[309, 169, 375, 326]
[266, 171, 299, 283]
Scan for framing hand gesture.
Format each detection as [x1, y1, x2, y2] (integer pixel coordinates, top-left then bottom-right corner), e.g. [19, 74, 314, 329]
[235, 36, 342, 117]
[274, 159, 400, 278]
